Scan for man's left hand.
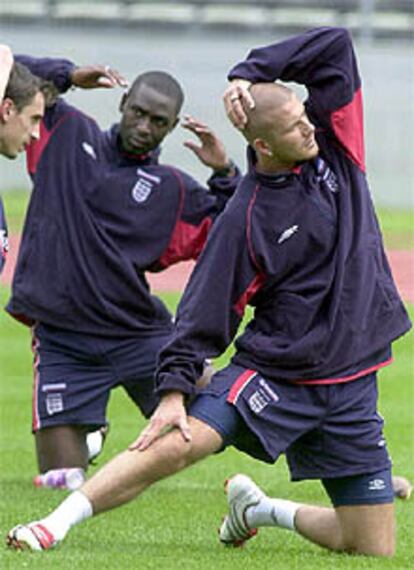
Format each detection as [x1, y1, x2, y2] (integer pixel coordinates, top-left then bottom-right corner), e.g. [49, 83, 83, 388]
[71, 65, 128, 90]
[182, 114, 231, 172]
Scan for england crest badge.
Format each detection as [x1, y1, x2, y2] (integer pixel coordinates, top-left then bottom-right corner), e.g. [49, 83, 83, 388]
[131, 169, 161, 203]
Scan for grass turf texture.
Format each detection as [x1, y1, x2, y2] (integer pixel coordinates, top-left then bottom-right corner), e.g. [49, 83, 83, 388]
[0, 287, 413, 569]
[0, 190, 413, 568]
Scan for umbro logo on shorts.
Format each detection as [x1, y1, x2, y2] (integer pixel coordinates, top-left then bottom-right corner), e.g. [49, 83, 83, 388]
[368, 478, 386, 491]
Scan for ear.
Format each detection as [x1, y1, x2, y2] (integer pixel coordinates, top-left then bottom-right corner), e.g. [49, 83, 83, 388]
[0, 98, 16, 123]
[253, 138, 273, 157]
[119, 92, 128, 113]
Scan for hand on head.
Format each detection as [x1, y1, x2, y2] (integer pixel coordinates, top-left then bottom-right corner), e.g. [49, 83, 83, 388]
[223, 79, 254, 130]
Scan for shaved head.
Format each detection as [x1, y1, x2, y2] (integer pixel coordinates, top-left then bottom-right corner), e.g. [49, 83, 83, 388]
[243, 83, 294, 144]
[235, 82, 318, 171]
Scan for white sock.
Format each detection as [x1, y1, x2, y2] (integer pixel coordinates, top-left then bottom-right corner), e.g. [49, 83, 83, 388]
[41, 491, 93, 541]
[245, 497, 300, 531]
[87, 430, 104, 461]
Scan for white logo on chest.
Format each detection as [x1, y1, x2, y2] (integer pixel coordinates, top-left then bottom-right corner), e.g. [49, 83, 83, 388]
[82, 141, 97, 160]
[277, 224, 299, 244]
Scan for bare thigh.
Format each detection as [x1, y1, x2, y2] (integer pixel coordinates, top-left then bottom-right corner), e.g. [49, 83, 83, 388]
[337, 503, 395, 557]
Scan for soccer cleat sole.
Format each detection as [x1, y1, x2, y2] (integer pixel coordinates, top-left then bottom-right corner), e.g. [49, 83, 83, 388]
[219, 475, 260, 547]
[6, 523, 56, 551]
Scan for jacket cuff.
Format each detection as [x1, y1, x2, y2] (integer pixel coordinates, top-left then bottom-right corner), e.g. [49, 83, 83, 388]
[155, 373, 196, 399]
[208, 164, 241, 191]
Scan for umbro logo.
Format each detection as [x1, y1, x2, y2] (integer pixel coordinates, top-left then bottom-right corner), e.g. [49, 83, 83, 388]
[82, 142, 97, 160]
[277, 225, 299, 244]
[368, 478, 386, 491]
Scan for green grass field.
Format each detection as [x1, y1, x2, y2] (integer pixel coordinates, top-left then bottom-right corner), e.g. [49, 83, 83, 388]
[0, 191, 413, 569]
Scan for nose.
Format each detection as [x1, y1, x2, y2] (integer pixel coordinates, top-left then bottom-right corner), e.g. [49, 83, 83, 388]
[302, 116, 315, 136]
[31, 122, 41, 141]
[136, 116, 151, 134]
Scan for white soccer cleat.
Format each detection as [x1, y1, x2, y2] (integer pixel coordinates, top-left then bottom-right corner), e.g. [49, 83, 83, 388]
[6, 522, 57, 551]
[393, 476, 413, 500]
[219, 474, 264, 547]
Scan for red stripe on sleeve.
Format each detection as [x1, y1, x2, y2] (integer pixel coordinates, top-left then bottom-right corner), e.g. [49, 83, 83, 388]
[26, 121, 52, 176]
[158, 217, 213, 268]
[331, 87, 365, 172]
[234, 272, 266, 317]
[26, 111, 78, 176]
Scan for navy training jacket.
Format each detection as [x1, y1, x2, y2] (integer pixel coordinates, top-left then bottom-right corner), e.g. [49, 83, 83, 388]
[156, 27, 412, 395]
[7, 56, 240, 336]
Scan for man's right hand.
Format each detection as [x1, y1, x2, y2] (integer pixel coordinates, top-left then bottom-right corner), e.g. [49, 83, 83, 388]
[129, 391, 191, 452]
[223, 78, 254, 130]
[70, 65, 128, 90]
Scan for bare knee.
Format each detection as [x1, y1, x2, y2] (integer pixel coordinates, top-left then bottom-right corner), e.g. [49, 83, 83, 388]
[343, 541, 395, 557]
[143, 417, 223, 483]
[337, 503, 395, 558]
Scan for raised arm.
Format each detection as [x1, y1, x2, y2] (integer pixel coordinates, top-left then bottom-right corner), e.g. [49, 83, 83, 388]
[14, 55, 127, 175]
[15, 55, 127, 95]
[225, 27, 364, 170]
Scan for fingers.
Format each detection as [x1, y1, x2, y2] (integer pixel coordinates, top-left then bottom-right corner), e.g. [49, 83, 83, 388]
[178, 415, 192, 443]
[129, 419, 162, 452]
[129, 415, 191, 452]
[129, 392, 191, 452]
[98, 65, 129, 89]
[181, 115, 212, 137]
[223, 79, 254, 129]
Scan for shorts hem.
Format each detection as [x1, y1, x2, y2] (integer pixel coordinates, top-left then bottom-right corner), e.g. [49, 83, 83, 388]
[188, 410, 228, 446]
[333, 497, 394, 507]
[33, 419, 105, 433]
[290, 462, 392, 482]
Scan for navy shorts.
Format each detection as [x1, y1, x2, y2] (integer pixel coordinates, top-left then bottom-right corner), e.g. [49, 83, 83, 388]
[31, 323, 172, 432]
[189, 363, 392, 481]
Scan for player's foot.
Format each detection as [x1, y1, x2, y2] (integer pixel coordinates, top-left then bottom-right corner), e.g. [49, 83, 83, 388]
[393, 476, 412, 500]
[6, 523, 57, 551]
[219, 474, 263, 547]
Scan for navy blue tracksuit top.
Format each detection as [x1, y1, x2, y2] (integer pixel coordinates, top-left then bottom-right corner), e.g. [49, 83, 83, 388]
[6, 56, 239, 336]
[156, 27, 411, 395]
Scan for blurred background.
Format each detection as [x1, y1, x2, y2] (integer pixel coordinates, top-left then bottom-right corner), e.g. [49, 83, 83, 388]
[1, 0, 413, 207]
